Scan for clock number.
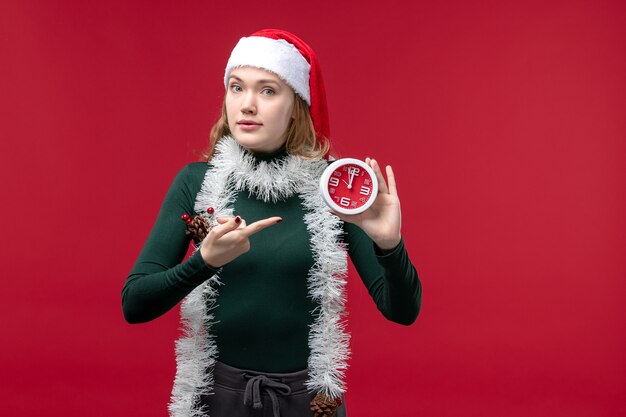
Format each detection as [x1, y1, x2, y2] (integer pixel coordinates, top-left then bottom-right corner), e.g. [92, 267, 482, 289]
[339, 197, 350, 207]
[329, 177, 340, 187]
[359, 186, 370, 196]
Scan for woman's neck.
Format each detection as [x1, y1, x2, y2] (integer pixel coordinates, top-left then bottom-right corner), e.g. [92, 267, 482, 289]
[247, 145, 288, 162]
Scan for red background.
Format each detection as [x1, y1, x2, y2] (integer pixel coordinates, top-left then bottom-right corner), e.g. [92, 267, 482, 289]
[1, 1, 625, 416]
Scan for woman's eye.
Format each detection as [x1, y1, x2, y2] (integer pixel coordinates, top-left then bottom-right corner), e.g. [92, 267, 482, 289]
[261, 88, 275, 96]
[230, 85, 242, 92]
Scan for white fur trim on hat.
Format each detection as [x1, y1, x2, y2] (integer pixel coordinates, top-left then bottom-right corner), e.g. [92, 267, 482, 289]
[224, 36, 311, 105]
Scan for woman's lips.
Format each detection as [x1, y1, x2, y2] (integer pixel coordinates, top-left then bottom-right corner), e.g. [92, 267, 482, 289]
[237, 120, 262, 131]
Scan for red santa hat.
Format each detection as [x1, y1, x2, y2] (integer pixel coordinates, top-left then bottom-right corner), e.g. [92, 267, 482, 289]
[224, 29, 330, 150]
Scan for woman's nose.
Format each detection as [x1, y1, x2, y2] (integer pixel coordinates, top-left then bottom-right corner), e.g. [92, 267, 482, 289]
[241, 92, 257, 114]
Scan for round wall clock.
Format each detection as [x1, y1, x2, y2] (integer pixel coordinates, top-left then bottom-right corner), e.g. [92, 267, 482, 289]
[319, 158, 378, 215]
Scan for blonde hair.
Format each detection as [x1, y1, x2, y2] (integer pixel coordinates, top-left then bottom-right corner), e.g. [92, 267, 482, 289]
[203, 94, 330, 161]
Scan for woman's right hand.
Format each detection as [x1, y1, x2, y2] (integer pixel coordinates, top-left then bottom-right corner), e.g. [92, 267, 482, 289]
[199, 215, 282, 268]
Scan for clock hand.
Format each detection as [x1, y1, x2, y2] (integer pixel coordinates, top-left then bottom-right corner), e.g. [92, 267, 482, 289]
[347, 168, 355, 189]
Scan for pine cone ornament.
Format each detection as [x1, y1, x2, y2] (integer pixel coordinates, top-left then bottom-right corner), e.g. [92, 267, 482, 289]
[182, 214, 211, 242]
[310, 393, 341, 417]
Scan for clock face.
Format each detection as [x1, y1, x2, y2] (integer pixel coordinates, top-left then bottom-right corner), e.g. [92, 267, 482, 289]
[320, 158, 378, 214]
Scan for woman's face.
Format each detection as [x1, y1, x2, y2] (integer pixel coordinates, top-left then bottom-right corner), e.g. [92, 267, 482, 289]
[226, 66, 295, 154]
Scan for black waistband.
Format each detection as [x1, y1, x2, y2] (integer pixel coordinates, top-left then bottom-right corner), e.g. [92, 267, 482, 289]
[212, 361, 309, 394]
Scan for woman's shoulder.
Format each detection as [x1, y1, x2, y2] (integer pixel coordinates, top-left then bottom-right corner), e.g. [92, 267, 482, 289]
[167, 162, 210, 196]
[159, 162, 214, 210]
[182, 161, 210, 172]
[174, 162, 211, 181]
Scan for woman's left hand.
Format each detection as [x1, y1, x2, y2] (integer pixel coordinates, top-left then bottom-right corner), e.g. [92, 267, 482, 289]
[331, 157, 402, 251]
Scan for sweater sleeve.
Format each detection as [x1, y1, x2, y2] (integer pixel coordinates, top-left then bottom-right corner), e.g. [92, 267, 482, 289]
[343, 222, 422, 325]
[121, 164, 219, 324]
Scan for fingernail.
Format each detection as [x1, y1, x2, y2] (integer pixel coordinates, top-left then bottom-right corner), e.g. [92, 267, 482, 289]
[235, 216, 241, 224]
[276, 218, 283, 223]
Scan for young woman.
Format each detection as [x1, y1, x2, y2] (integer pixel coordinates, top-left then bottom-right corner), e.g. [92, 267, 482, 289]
[122, 29, 422, 417]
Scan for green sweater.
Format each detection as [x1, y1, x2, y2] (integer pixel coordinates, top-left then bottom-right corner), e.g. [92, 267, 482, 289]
[122, 159, 421, 373]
